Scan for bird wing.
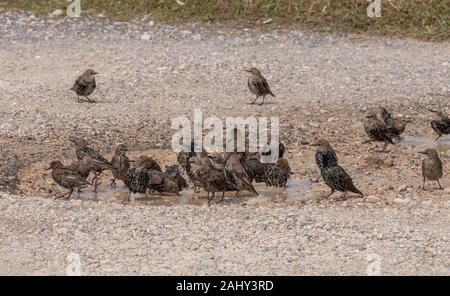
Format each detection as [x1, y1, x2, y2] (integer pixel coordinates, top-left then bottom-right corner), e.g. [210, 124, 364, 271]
[255, 76, 275, 96]
[332, 166, 362, 195]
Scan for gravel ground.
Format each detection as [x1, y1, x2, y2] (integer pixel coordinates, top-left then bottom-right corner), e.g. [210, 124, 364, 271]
[0, 11, 449, 275]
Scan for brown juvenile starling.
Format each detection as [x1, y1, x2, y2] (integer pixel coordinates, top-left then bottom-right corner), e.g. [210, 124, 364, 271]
[378, 106, 410, 141]
[420, 148, 443, 190]
[72, 138, 111, 165]
[82, 156, 113, 192]
[242, 154, 270, 183]
[136, 155, 162, 172]
[244, 67, 275, 105]
[70, 69, 98, 103]
[196, 160, 236, 205]
[46, 160, 91, 199]
[110, 144, 131, 187]
[224, 152, 259, 196]
[429, 110, 450, 141]
[363, 112, 394, 151]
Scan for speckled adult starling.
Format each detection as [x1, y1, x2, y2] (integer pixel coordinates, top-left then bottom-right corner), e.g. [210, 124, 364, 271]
[420, 149, 443, 190]
[110, 144, 131, 187]
[68, 159, 90, 181]
[72, 138, 111, 165]
[429, 110, 450, 141]
[70, 69, 98, 103]
[310, 138, 338, 171]
[82, 156, 113, 192]
[244, 67, 275, 105]
[46, 160, 91, 199]
[224, 152, 259, 196]
[124, 166, 150, 200]
[265, 158, 291, 188]
[321, 165, 363, 198]
[378, 106, 410, 141]
[363, 112, 394, 151]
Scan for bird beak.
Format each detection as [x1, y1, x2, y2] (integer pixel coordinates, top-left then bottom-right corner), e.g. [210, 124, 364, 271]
[45, 167, 52, 170]
[243, 69, 250, 73]
[428, 109, 437, 113]
[309, 142, 319, 147]
[93, 71, 99, 75]
[418, 151, 426, 154]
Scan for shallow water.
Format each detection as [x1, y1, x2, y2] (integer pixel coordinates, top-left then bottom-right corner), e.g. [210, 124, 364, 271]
[72, 178, 313, 206]
[402, 135, 450, 154]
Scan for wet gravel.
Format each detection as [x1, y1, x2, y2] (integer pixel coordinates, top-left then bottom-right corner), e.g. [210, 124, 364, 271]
[0, 11, 449, 275]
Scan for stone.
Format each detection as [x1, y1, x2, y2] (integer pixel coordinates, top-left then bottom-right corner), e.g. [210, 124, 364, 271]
[140, 34, 151, 41]
[50, 9, 64, 17]
[366, 196, 381, 203]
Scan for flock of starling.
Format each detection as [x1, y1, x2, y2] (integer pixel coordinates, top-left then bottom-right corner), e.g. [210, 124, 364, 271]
[48, 68, 449, 203]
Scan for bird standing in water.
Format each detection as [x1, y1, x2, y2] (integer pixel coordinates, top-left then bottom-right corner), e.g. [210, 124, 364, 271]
[420, 148, 443, 190]
[244, 67, 275, 105]
[46, 160, 91, 199]
[110, 144, 131, 187]
[70, 69, 98, 103]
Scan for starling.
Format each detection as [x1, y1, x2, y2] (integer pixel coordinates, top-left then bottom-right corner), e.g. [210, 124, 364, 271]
[164, 165, 188, 191]
[68, 159, 90, 181]
[310, 139, 338, 171]
[184, 155, 203, 197]
[320, 165, 363, 198]
[363, 112, 394, 151]
[265, 158, 291, 188]
[82, 156, 113, 192]
[136, 155, 162, 172]
[244, 67, 275, 105]
[124, 166, 150, 200]
[224, 152, 259, 196]
[72, 137, 111, 165]
[196, 161, 236, 205]
[429, 110, 450, 141]
[420, 149, 443, 190]
[110, 144, 131, 187]
[378, 106, 410, 141]
[242, 154, 270, 183]
[46, 161, 91, 199]
[261, 142, 286, 160]
[70, 69, 98, 103]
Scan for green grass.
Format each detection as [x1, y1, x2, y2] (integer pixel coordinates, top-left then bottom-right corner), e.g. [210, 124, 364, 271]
[2, 0, 449, 41]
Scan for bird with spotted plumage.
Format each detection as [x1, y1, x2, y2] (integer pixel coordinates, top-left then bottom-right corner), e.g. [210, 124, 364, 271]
[420, 148, 443, 190]
[429, 109, 450, 141]
[363, 112, 394, 151]
[124, 164, 150, 200]
[311, 140, 363, 199]
[72, 137, 111, 165]
[244, 67, 275, 105]
[265, 158, 291, 188]
[224, 152, 259, 196]
[110, 144, 131, 187]
[46, 160, 91, 199]
[70, 69, 98, 103]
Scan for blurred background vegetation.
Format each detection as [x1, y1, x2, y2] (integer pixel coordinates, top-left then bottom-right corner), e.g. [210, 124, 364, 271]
[2, 0, 449, 41]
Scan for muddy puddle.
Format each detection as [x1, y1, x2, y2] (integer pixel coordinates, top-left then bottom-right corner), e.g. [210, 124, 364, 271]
[67, 179, 313, 206]
[402, 136, 450, 154]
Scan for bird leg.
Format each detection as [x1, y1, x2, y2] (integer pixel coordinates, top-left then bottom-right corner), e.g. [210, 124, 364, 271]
[435, 134, 442, 141]
[216, 192, 225, 204]
[258, 95, 265, 105]
[248, 95, 259, 105]
[56, 188, 73, 200]
[85, 96, 95, 103]
[110, 178, 116, 188]
[422, 178, 426, 190]
[192, 186, 197, 199]
[77, 96, 82, 103]
[437, 179, 443, 190]
[207, 192, 215, 206]
[325, 189, 335, 199]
